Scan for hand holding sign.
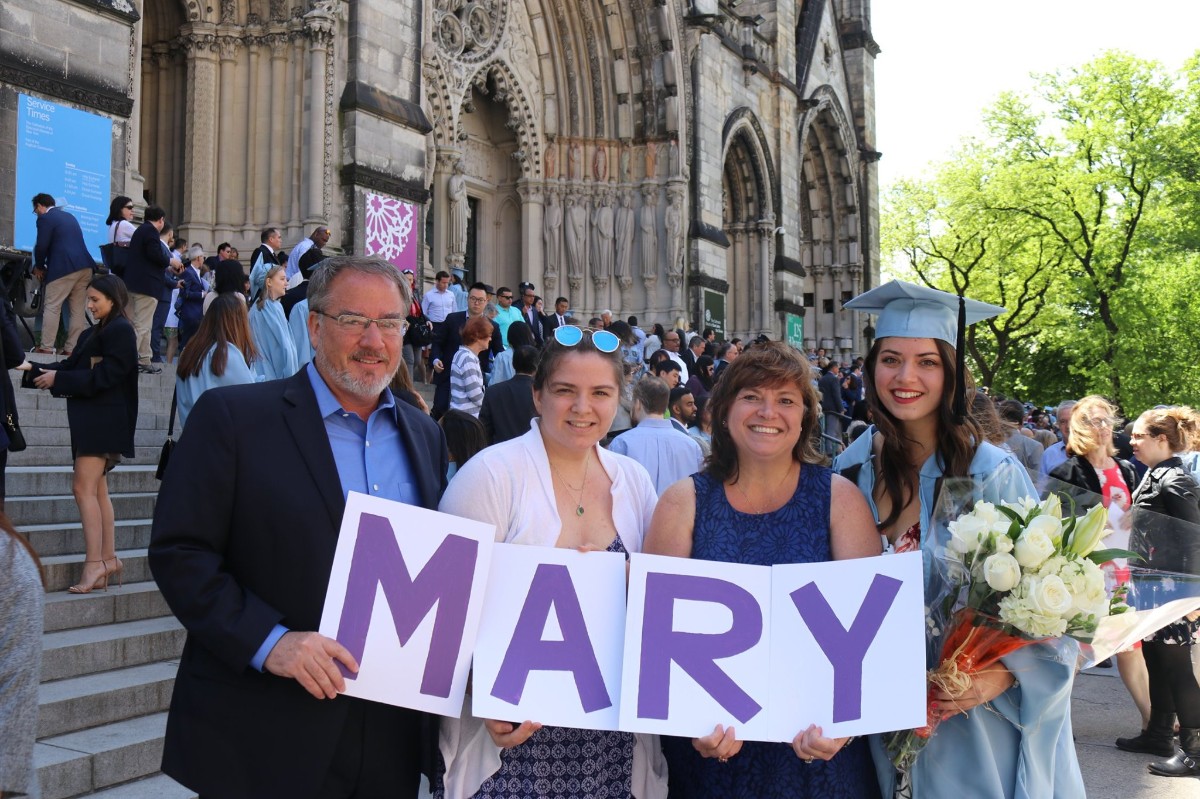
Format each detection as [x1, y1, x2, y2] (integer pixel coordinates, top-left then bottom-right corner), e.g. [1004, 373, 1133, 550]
[264, 631, 359, 700]
[483, 718, 543, 748]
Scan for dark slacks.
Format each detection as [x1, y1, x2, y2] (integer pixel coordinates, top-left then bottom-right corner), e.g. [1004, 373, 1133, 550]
[1145, 640, 1200, 727]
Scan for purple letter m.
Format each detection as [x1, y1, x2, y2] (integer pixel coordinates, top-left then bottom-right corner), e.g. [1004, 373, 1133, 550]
[335, 513, 479, 698]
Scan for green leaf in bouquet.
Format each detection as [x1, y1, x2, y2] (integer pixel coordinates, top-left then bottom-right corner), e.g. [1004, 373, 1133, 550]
[996, 504, 1024, 525]
[1086, 548, 1143, 565]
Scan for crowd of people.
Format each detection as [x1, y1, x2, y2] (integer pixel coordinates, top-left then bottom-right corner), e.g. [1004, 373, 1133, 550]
[7, 191, 1200, 799]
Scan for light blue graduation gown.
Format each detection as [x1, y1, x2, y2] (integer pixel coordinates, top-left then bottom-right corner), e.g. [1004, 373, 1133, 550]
[834, 429, 1085, 799]
[248, 299, 299, 381]
[176, 342, 260, 430]
[288, 298, 314, 368]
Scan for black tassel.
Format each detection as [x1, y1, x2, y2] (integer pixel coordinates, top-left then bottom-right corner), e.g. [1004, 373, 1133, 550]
[953, 295, 967, 423]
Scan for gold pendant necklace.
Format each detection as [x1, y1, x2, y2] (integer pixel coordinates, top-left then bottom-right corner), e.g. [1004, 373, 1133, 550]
[553, 454, 591, 516]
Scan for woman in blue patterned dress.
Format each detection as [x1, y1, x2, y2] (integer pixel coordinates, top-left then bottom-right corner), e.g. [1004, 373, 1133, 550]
[644, 340, 882, 799]
[437, 326, 668, 799]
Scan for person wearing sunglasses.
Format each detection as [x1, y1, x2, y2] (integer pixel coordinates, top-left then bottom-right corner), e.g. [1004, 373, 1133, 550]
[437, 324, 668, 799]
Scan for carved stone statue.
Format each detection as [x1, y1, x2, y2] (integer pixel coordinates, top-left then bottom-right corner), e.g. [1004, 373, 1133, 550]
[669, 138, 680, 176]
[644, 143, 657, 178]
[543, 189, 563, 278]
[545, 144, 556, 178]
[568, 141, 582, 180]
[593, 145, 607, 182]
[614, 191, 634, 280]
[640, 188, 658, 280]
[664, 190, 683, 278]
[619, 144, 631, 183]
[565, 193, 587, 281]
[591, 191, 615, 284]
[447, 159, 469, 263]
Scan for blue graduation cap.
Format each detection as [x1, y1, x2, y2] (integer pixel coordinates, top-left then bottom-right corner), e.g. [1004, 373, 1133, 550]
[842, 280, 1005, 348]
[844, 280, 1006, 422]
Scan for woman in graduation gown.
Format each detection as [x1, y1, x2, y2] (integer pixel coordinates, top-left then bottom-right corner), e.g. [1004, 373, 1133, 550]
[175, 293, 261, 430]
[247, 263, 299, 381]
[833, 281, 1085, 799]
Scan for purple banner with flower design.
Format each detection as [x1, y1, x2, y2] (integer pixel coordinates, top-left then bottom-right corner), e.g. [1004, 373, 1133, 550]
[362, 192, 418, 273]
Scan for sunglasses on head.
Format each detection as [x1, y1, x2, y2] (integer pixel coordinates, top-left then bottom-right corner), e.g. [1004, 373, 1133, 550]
[553, 325, 620, 353]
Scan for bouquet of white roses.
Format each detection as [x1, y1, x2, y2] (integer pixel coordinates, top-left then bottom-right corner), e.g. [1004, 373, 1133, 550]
[886, 491, 1131, 770]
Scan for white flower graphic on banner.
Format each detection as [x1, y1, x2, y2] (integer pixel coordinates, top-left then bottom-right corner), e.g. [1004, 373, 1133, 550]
[363, 192, 416, 267]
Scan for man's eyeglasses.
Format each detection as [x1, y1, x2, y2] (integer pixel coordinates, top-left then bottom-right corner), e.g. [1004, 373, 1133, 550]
[316, 311, 407, 337]
[553, 325, 620, 353]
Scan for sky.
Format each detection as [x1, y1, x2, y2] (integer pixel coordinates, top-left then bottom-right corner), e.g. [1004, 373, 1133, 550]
[871, 0, 1200, 191]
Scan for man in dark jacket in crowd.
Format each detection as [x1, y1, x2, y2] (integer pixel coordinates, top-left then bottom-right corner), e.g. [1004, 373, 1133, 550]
[123, 206, 180, 373]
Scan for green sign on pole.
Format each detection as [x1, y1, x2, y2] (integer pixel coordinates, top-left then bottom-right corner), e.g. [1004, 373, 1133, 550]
[702, 290, 726, 339]
[786, 314, 804, 348]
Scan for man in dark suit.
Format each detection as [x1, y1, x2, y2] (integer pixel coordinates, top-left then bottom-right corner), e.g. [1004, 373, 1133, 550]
[429, 281, 503, 419]
[251, 227, 284, 272]
[31, 193, 96, 356]
[516, 283, 544, 346]
[542, 296, 570, 337]
[123, 205, 178, 373]
[149, 256, 447, 799]
[479, 344, 539, 443]
[176, 244, 208, 349]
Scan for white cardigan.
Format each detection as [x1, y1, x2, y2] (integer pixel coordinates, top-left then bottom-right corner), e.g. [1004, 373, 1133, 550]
[437, 420, 668, 799]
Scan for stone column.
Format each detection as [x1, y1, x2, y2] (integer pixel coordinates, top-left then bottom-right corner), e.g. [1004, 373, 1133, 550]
[152, 45, 173, 208]
[517, 180, 544, 290]
[243, 29, 263, 229]
[214, 36, 241, 241]
[431, 150, 460, 280]
[810, 263, 826, 344]
[303, 10, 336, 224]
[139, 52, 158, 197]
[287, 29, 305, 238]
[831, 264, 844, 341]
[267, 31, 290, 225]
[848, 264, 863, 353]
[182, 29, 219, 241]
[757, 218, 774, 336]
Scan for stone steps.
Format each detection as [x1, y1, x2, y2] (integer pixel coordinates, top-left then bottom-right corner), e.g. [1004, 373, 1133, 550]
[34, 712, 174, 799]
[40, 548, 153, 594]
[22, 518, 152, 558]
[9, 492, 158, 526]
[41, 615, 185, 683]
[7, 465, 160, 497]
[14, 363, 193, 798]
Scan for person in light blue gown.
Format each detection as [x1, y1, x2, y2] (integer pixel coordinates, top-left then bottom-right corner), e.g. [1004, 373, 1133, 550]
[247, 263, 299, 381]
[289, 297, 314, 368]
[834, 280, 1084, 799]
[175, 293, 261, 430]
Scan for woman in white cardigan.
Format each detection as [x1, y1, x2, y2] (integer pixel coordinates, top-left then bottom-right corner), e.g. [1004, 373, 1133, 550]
[438, 325, 668, 799]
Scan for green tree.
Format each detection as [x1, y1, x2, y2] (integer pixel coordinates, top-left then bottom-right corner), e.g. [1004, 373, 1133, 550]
[883, 50, 1200, 411]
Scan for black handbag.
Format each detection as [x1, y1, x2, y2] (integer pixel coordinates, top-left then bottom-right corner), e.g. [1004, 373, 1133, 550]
[4, 412, 25, 452]
[155, 388, 177, 481]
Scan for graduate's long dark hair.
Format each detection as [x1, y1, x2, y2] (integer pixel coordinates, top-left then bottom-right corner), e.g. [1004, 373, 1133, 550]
[863, 337, 982, 530]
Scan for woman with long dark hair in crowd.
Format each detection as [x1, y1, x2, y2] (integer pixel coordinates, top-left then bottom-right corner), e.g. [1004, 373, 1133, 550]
[835, 281, 1082, 798]
[104, 195, 137, 276]
[1123, 406, 1200, 778]
[437, 324, 668, 799]
[176, 293, 261, 430]
[32, 274, 138, 593]
[440, 409, 488, 482]
[646, 341, 881, 798]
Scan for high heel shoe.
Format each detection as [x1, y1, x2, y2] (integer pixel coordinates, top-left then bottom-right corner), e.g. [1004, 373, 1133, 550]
[68, 560, 109, 594]
[104, 556, 124, 589]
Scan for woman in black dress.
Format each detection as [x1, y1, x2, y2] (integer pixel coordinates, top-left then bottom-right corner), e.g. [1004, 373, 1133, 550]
[33, 274, 138, 593]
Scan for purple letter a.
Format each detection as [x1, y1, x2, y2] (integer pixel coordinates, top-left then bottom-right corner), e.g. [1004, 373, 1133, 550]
[790, 574, 901, 723]
[637, 573, 764, 724]
[336, 513, 479, 698]
[490, 563, 612, 713]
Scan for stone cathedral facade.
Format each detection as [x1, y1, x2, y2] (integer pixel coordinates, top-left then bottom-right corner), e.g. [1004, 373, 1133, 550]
[0, 0, 880, 353]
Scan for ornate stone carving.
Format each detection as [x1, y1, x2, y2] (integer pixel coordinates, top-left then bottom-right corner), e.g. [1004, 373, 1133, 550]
[217, 36, 241, 62]
[220, 0, 235, 23]
[591, 191, 614, 287]
[664, 189, 683, 279]
[639, 187, 658, 282]
[434, 0, 506, 64]
[593, 144, 607, 181]
[565, 193, 588, 284]
[614, 190, 634, 282]
[543, 188, 563, 281]
[447, 158, 469, 267]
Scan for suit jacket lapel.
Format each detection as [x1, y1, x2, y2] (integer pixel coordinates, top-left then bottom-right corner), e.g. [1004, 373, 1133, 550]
[281, 373, 345, 530]
[392, 404, 439, 509]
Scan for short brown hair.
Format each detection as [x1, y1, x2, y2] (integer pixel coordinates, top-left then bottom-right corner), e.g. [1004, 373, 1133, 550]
[1137, 406, 1200, 453]
[460, 314, 493, 347]
[705, 341, 823, 482]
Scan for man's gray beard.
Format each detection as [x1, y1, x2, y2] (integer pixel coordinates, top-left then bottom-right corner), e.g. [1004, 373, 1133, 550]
[314, 348, 396, 401]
